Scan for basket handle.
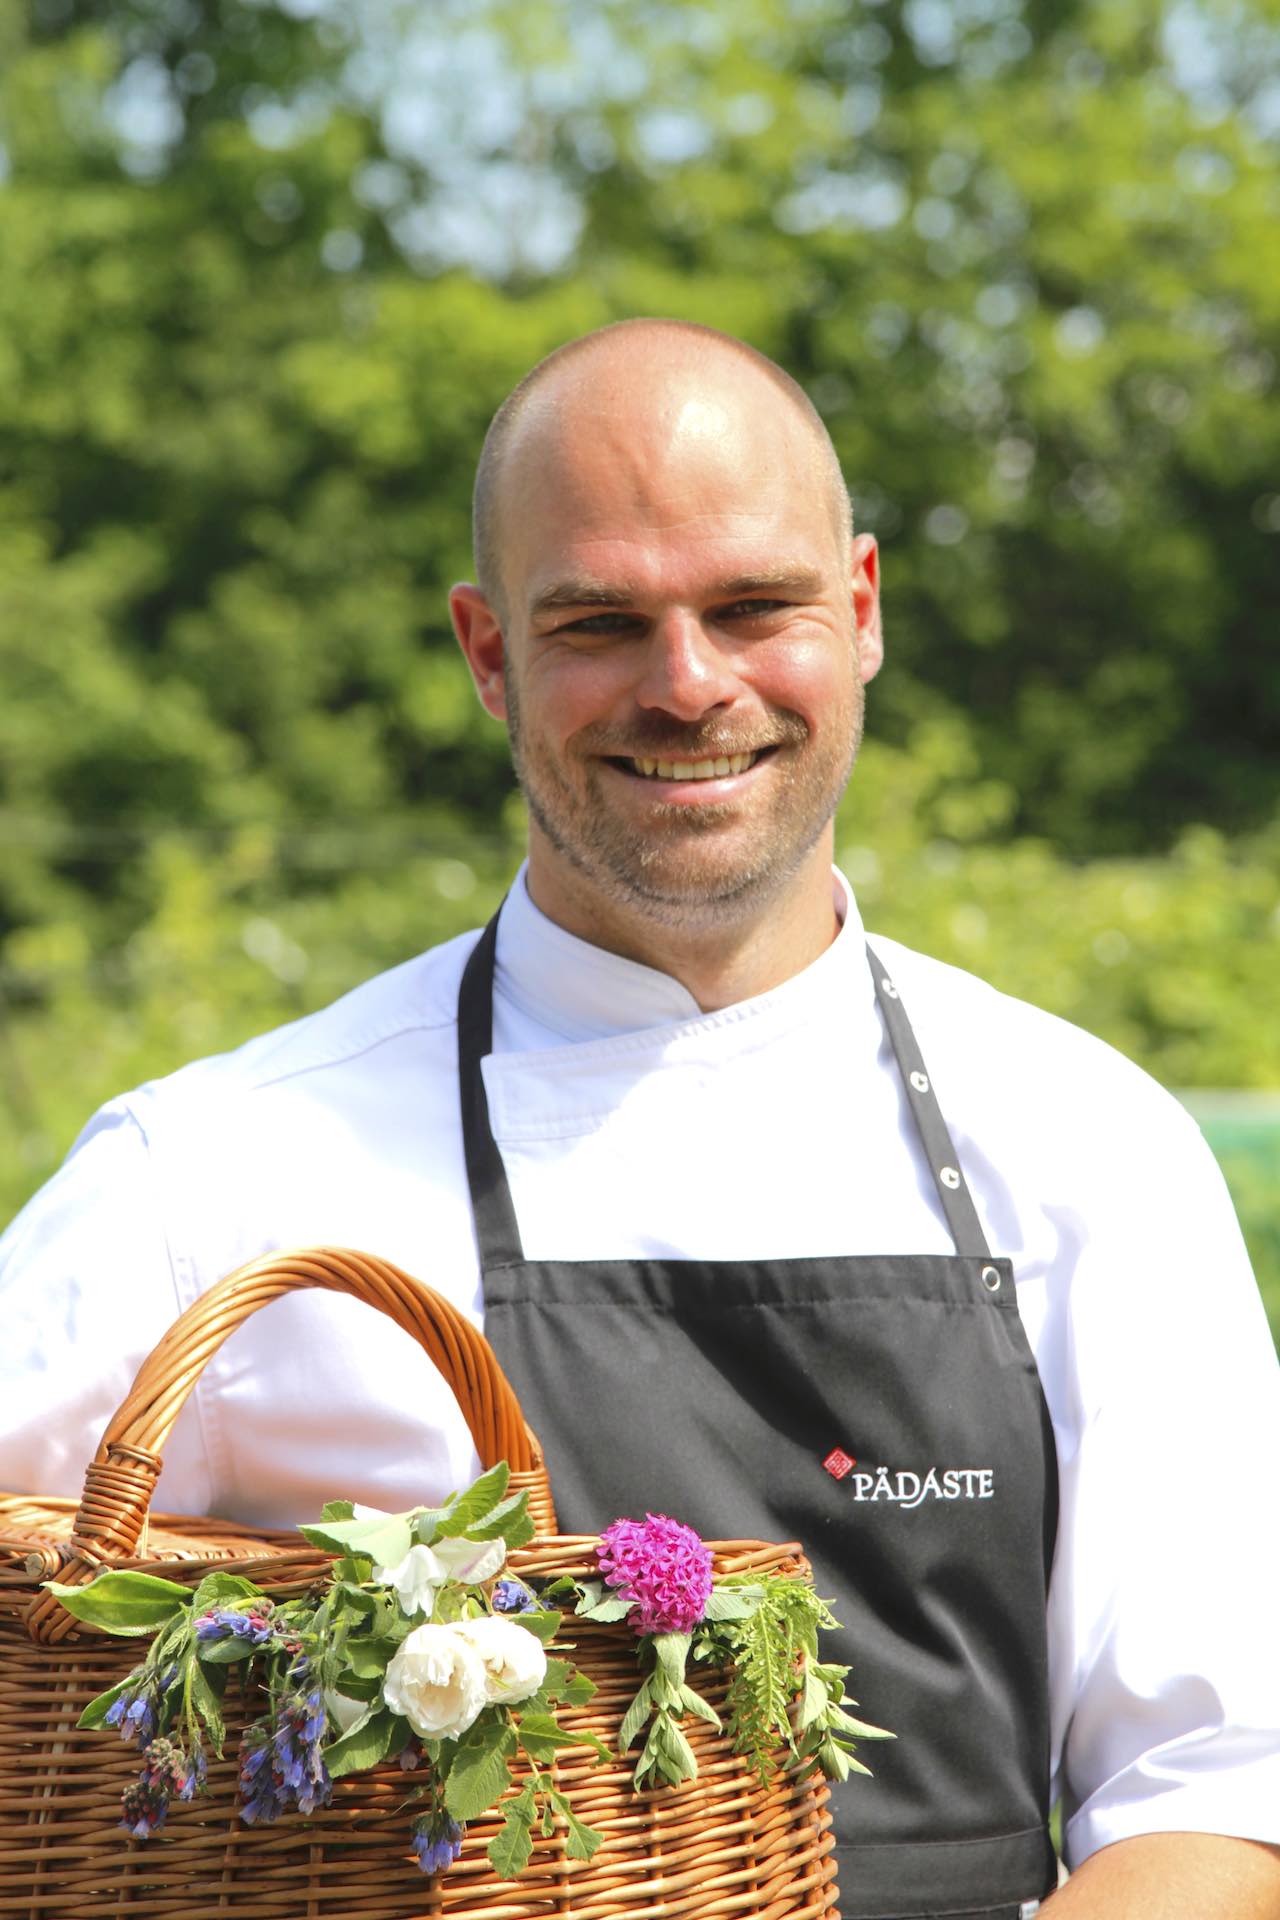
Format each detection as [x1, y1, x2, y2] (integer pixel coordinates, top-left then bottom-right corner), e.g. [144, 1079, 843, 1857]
[28, 1246, 554, 1641]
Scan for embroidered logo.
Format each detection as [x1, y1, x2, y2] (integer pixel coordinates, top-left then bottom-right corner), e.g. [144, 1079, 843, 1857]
[823, 1448, 996, 1507]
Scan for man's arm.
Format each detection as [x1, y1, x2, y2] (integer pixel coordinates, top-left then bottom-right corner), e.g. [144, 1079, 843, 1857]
[1045, 1834, 1280, 1916]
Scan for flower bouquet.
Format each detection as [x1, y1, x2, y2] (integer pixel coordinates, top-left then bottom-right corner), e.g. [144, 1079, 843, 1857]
[56, 1461, 891, 1885]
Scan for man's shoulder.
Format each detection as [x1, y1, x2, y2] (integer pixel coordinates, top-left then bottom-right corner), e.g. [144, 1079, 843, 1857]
[864, 930, 1198, 1141]
[124, 927, 480, 1127]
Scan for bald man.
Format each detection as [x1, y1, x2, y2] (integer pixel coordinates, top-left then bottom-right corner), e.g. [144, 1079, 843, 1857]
[2, 322, 1278, 1918]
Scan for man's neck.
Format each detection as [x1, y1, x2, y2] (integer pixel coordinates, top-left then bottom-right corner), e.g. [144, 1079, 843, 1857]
[523, 840, 842, 1012]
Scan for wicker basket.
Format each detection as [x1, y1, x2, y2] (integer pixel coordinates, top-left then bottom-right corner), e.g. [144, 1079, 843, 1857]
[0, 1246, 838, 1918]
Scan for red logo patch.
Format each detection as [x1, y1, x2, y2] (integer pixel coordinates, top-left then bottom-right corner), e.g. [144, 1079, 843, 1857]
[823, 1448, 856, 1480]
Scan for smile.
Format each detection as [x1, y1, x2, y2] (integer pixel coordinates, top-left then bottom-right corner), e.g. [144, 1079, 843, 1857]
[617, 750, 768, 782]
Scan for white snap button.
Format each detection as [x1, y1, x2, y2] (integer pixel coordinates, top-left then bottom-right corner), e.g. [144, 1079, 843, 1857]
[881, 977, 898, 998]
[910, 1071, 929, 1093]
[940, 1166, 960, 1189]
[981, 1266, 1001, 1292]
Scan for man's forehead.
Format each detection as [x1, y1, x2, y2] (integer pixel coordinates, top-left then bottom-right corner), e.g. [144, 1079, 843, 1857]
[511, 357, 812, 469]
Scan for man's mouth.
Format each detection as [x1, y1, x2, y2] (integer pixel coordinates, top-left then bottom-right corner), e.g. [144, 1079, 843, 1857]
[609, 748, 774, 782]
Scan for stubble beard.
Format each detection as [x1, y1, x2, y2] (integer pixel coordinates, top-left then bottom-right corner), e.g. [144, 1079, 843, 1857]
[504, 672, 864, 931]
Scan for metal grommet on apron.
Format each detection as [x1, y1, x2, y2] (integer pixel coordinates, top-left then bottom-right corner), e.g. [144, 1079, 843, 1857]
[458, 917, 1060, 1920]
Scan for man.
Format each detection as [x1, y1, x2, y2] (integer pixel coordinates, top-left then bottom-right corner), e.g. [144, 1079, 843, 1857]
[1, 321, 1278, 1917]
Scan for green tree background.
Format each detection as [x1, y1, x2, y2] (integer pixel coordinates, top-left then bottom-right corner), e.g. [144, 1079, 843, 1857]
[1, 0, 1277, 1341]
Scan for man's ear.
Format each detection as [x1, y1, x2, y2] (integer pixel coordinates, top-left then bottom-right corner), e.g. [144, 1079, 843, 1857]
[851, 533, 883, 685]
[449, 584, 508, 722]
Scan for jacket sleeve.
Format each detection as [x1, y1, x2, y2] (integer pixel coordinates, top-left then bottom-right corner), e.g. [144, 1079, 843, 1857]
[1049, 1096, 1280, 1866]
[0, 1100, 210, 1506]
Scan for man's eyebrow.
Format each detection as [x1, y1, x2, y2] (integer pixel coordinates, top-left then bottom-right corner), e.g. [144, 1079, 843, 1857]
[529, 579, 630, 618]
[528, 567, 826, 619]
[713, 567, 826, 599]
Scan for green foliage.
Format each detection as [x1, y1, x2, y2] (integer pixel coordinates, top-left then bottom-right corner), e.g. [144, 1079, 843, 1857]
[46, 1569, 191, 1635]
[1, 0, 1276, 1351]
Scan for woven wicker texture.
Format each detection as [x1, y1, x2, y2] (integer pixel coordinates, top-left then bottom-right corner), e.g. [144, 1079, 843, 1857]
[0, 1247, 837, 1917]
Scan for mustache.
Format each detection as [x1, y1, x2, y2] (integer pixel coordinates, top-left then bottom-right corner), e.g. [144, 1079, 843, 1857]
[581, 715, 808, 759]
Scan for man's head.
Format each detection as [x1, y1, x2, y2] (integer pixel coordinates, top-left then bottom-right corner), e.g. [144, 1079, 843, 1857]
[450, 319, 882, 947]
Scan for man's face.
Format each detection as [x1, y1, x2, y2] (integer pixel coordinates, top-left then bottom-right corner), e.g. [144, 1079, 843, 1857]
[458, 358, 880, 931]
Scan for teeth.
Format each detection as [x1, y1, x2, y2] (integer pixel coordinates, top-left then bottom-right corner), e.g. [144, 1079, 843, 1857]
[632, 751, 759, 780]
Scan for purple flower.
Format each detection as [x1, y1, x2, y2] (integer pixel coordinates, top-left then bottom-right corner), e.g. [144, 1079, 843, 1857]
[119, 1736, 201, 1838]
[492, 1579, 538, 1614]
[411, 1812, 464, 1875]
[597, 1512, 714, 1636]
[238, 1671, 332, 1825]
[195, 1603, 277, 1647]
[120, 1776, 168, 1839]
[177, 1743, 208, 1802]
[237, 1728, 286, 1825]
[104, 1670, 173, 1747]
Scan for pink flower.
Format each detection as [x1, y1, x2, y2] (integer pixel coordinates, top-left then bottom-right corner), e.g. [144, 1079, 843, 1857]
[597, 1513, 714, 1636]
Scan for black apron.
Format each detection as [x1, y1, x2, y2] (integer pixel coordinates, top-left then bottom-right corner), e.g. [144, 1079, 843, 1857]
[458, 916, 1060, 1920]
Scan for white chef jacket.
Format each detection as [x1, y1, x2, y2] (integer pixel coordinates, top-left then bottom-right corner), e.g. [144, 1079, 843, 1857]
[1, 867, 1277, 1872]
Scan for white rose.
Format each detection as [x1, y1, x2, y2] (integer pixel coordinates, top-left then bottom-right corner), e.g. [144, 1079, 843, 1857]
[373, 1536, 508, 1616]
[373, 1543, 450, 1617]
[456, 1615, 548, 1705]
[383, 1624, 490, 1740]
[434, 1534, 508, 1586]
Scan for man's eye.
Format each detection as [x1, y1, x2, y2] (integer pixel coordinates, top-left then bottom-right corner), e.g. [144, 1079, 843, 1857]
[720, 599, 787, 620]
[563, 612, 641, 635]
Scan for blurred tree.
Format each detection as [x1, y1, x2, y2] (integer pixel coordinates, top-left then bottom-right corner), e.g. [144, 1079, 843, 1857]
[1, 0, 1278, 1330]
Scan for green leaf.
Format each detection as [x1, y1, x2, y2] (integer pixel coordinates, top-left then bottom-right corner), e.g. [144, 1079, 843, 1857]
[827, 1705, 895, 1741]
[562, 1669, 597, 1708]
[438, 1462, 510, 1536]
[795, 1665, 828, 1732]
[656, 1712, 699, 1785]
[77, 1676, 135, 1730]
[189, 1659, 226, 1755]
[324, 1706, 400, 1780]
[573, 1580, 604, 1613]
[516, 1712, 611, 1764]
[512, 1608, 562, 1645]
[320, 1500, 356, 1522]
[331, 1671, 380, 1702]
[652, 1632, 691, 1688]
[488, 1803, 535, 1879]
[411, 1509, 441, 1547]
[341, 1635, 401, 1679]
[332, 1582, 380, 1618]
[443, 1720, 518, 1822]
[43, 1572, 191, 1636]
[189, 1571, 264, 1614]
[579, 1595, 631, 1623]
[298, 1513, 413, 1569]
[547, 1790, 606, 1863]
[515, 1712, 566, 1764]
[563, 1810, 605, 1862]
[618, 1679, 654, 1753]
[678, 1683, 722, 1730]
[497, 1507, 536, 1551]
[541, 1657, 570, 1696]
[196, 1634, 259, 1665]
[462, 1489, 529, 1541]
[703, 1586, 762, 1621]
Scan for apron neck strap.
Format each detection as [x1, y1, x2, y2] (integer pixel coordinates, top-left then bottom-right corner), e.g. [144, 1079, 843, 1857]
[458, 912, 526, 1269]
[865, 945, 993, 1260]
[458, 910, 993, 1269]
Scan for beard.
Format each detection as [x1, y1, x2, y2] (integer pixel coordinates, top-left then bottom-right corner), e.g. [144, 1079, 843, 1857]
[504, 669, 863, 930]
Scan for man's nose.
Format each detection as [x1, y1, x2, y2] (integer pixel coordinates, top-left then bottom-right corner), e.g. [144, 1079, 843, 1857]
[634, 612, 736, 720]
